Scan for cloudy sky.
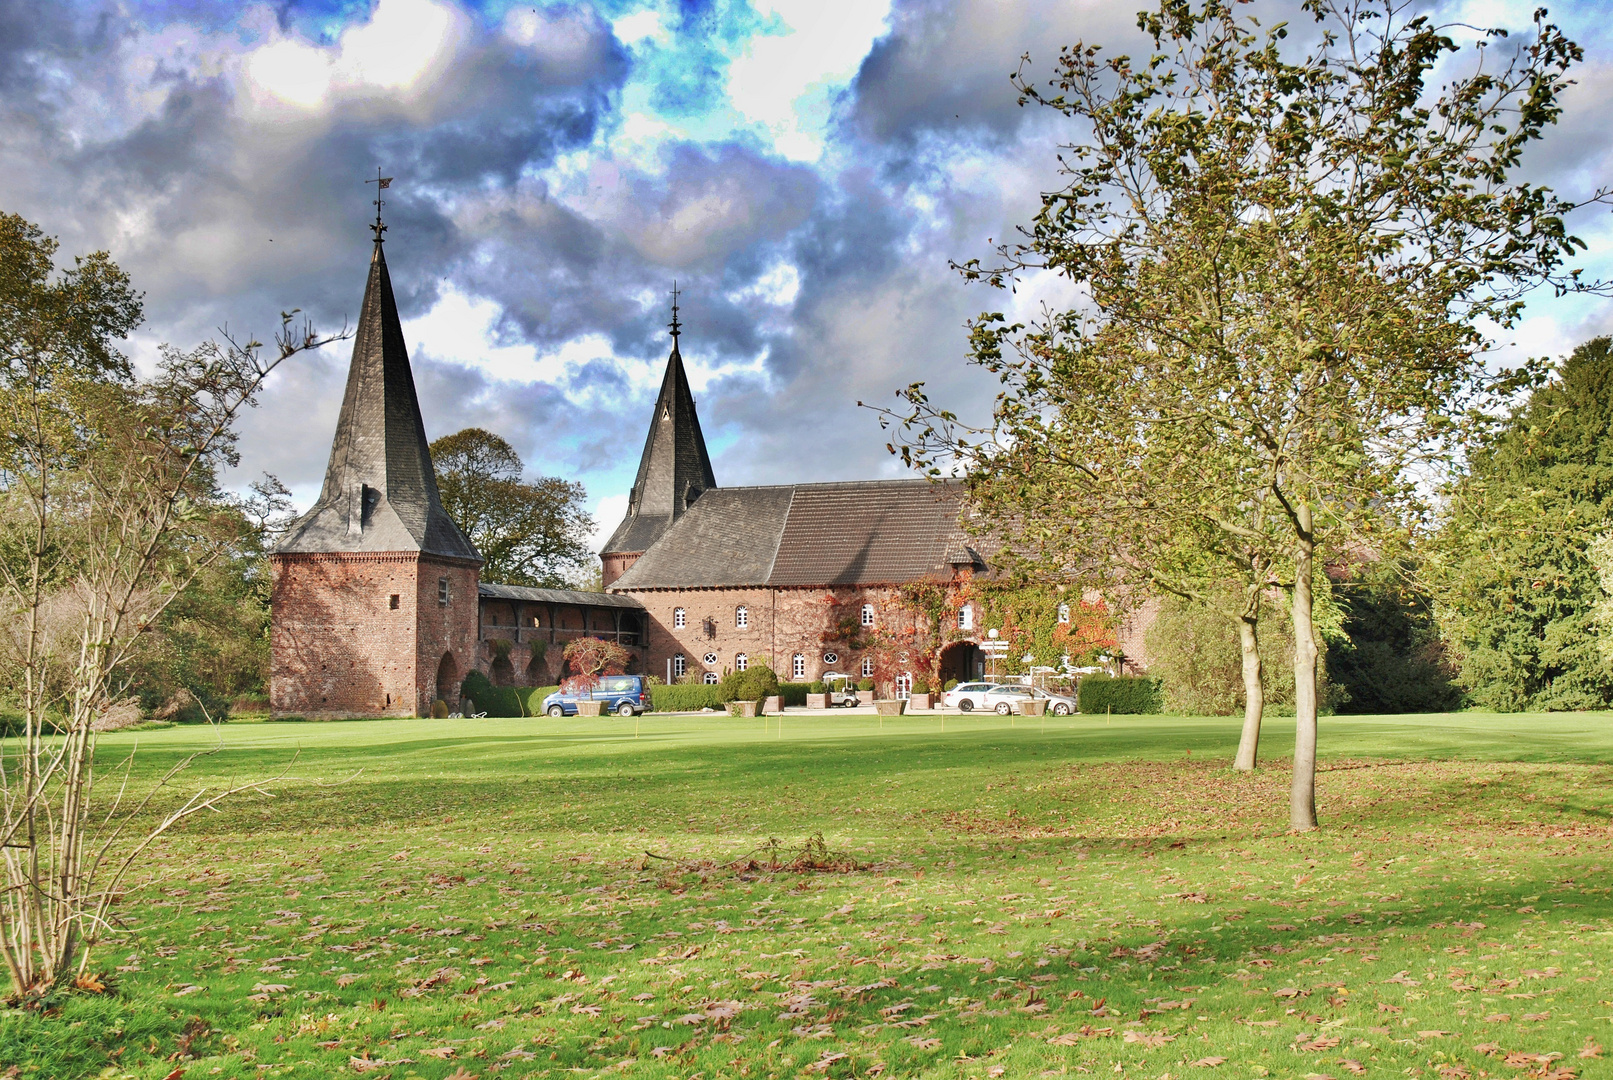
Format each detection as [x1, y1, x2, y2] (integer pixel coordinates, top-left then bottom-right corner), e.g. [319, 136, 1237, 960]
[4, 0, 1613, 552]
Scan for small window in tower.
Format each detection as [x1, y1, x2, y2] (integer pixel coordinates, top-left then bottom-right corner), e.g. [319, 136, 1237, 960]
[861, 603, 875, 627]
[438, 577, 450, 605]
[861, 657, 874, 678]
[389, 594, 400, 610]
[1058, 603, 1071, 624]
[673, 654, 686, 678]
[674, 607, 686, 629]
[736, 653, 748, 672]
[793, 653, 805, 680]
[735, 605, 749, 628]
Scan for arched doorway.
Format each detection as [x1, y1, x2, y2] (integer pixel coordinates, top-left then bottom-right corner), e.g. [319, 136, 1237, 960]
[938, 641, 980, 685]
[490, 653, 515, 686]
[435, 652, 459, 711]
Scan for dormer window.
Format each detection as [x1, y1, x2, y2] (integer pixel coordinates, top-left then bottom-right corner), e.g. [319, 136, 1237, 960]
[735, 605, 749, 629]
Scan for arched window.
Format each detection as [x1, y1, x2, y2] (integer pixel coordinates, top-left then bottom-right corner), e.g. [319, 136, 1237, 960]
[1057, 603, 1071, 624]
[673, 607, 686, 629]
[673, 654, 686, 678]
[736, 653, 748, 672]
[735, 605, 749, 628]
[958, 604, 974, 631]
[861, 603, 875, 627]
[704, 672, 719, 684]
[861, 657, 874, 678]
[792, 653, 805, 680]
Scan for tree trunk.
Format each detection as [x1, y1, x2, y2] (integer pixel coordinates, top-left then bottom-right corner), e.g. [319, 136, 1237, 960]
[1233, 608, 1263, 771]
[1289, 501, 1319, 830]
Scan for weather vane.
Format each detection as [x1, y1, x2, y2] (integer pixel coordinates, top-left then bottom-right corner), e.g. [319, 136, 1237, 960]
[365, 168, 393, 241]
[669, 280, 681, 342]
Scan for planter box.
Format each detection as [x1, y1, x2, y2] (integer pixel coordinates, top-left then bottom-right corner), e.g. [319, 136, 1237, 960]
[908, 693, 933, 710]
[874, 699, 907, 716]
[729, 700, 759, 718]
[806, 693, 829, 709]
[1019, 699, 1047, 716]
[576, 700, 604, 716]
[763, 695, 781, 714]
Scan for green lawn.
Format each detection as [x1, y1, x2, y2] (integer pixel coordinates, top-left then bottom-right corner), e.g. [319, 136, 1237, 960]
[4, 710, 1610, 1079]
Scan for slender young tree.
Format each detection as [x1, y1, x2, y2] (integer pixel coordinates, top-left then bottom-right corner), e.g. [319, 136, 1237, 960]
[0, 212, 342, 993]
[887, 0, 1605, 828]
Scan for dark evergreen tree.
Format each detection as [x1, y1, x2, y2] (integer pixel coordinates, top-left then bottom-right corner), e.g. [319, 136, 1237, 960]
[1433, 337, 1613, 710]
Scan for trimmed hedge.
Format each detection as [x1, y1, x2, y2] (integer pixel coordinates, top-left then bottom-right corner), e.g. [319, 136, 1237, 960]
[719, 665, 780, 706]
[651, 684, 727, 712]
[779, 682, 810, 707]
[459, 672, 559, 717]
[1078, 675, 1163, 715]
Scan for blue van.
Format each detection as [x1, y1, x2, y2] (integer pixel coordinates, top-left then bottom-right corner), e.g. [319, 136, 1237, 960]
[542, 675, 650, 717]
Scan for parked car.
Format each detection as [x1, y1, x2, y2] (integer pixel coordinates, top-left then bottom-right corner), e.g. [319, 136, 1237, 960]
[940, 681, 999, 712]
[821, 672, 863, 707]
[981, 684, 1076, 715]
[542, 674, 650, 717]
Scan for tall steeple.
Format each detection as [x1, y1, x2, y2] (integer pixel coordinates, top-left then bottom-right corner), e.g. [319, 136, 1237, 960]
[275, 225, 479, 562]
[600, 290, 716, 569]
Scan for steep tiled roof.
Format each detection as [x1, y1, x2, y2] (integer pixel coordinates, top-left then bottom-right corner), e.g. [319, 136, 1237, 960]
[275, 238, 479, 562]
[607, 479, 971, 590]
[478, 583, 644, 609]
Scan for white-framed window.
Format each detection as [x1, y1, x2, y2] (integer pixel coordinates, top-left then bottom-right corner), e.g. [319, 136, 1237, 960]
[704, 672, 719, 684]
[861, 657, 874, 678]
[673, 654, 686, 678]
[736, 605, 749, 628]
[1057, 603, 1071, 624]
[736, 653, 748, 671]
[861, 603, 875, 627]
[958, 604, 973, 630]
[895, 673, 912, 700]
[438, 576, 451, 606]
[673, 607, 686, 629]
[703, 651, 718, 665]
[792, 653, 805, 680]
[823, 651, 839, 665]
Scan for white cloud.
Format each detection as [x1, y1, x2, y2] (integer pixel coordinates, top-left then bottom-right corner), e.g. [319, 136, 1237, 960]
[589, 492, 630, 553]
[726, 0, 894, 161]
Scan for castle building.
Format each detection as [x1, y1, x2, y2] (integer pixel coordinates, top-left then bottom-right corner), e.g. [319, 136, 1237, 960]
[600, 316, 990, 690]
[269, 226, 643, 718]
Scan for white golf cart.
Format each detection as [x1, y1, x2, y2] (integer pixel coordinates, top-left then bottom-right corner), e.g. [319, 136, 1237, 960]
[821, 671, 863, 708]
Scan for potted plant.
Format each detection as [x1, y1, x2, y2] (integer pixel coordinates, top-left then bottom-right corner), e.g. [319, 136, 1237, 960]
[1019, 696, 1047, 716]
[909, 674, 933, 711]
[806, 680, 828, 709]
[562, 636, 632, 717]
[857, 676, 875, 699]
[764, 694, 781, 714]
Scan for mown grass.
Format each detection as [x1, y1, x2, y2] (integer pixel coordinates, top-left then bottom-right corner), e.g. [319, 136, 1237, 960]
[2, 710, 1609, 1079]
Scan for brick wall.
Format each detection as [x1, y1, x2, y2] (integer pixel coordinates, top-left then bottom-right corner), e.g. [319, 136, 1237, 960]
[270, 553, 479, 719]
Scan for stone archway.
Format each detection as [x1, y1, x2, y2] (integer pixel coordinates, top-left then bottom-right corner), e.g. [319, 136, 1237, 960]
[938, 640, 981, 685]
[435, 652, 459, 711]
[490, 653, 515, 686]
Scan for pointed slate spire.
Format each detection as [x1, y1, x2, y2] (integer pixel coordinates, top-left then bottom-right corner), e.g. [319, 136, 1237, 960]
[275, 235, 480, 562]
[601, 295, 716, 559]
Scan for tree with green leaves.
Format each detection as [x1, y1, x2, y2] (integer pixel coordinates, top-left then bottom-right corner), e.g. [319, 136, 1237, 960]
[0, 211, 341, 994]
[1433, 337, 1613, 710]
[886, 0, 1604, 829]
[430, 428, 595, 589]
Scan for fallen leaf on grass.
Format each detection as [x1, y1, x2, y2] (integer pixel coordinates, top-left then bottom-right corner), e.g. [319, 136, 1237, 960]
[421, 1047, 455, 1059]
[805, 1052, 848, 1074]
[1580, 1042, 1603, 1060]
[336, 974, 363, 988]
[1419, 1031, 1456, 1039]
[1436, 1066, 1470, 1080]
[1275, 987, 1309, 999]
[1536, 1070, 1578, 1080]
[1191, 1057, 1227, 1067]
[73, 973, 107, 993]
[350, 1055, 413, 1073]
[905, 1037, 941, 1051]
[1521, 1012, 1551, 1022]
[1484, 1014, 1512, 1023]
[1340, 1061, 1367, 1075]
[171, 984, 204, 997]
[1299, 1036, 1342, 1052]
[988, 1067, 1007, 1078]
[1123, 1032, 1176, 1048]
[443, 1069, 478, 1080]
